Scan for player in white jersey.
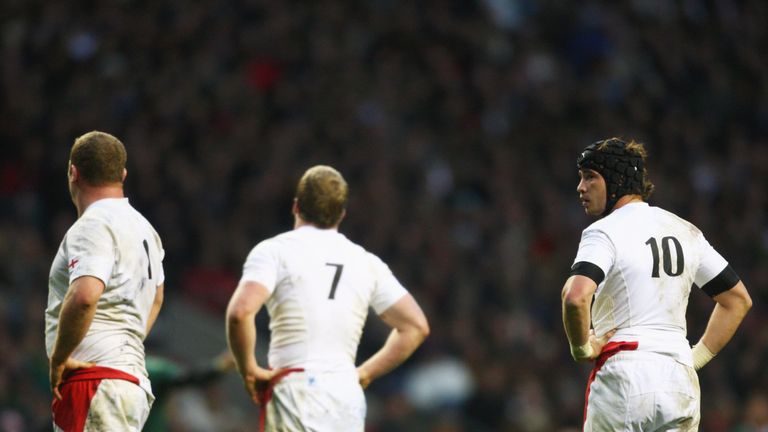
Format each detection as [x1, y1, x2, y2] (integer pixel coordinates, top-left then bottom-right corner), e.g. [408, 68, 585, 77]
[46, 131, 165, 431]
[561, 138, 752, 431]
[226, 165, 429, 432]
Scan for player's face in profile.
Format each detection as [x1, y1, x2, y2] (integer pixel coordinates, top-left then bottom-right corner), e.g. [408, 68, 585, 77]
[577, 169, 607, 216]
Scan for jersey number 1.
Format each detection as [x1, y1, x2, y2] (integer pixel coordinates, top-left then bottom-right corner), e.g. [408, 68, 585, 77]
[325, 263, 344, 299]
[143, 239, 153, 279]
[645, 236, 684, 277]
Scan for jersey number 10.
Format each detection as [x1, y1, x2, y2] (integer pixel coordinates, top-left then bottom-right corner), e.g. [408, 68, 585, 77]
[645, 236, 684, 277]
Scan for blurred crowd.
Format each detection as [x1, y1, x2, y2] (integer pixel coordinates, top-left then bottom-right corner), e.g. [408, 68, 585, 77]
[1, 0, 767, 431]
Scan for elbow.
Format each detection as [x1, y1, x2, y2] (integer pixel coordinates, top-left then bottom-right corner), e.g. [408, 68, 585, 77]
[731, 282, 753, 316]
[416, 318, 430, 342]
[226, 304, 253, 324]
[740, 292, 753, 316]
[70, 291, 99, 310]
[403, 316, 430, 345]
[563, 291, 590, 312]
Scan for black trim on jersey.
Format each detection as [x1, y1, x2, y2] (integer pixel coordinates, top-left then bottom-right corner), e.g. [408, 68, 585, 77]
[700, 265, 740, 297]
[570, 261, 605, 286]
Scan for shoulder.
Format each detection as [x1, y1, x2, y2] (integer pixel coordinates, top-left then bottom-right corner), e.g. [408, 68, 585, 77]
[583, 203, 654, 236]
[581, 217, 613, 239]
[68, 210, 112, 239]
[74, 200, 131, 232]
[651, 205, 703, 236]
[577, 216, 619, 255]
[250, 231, 286, 251]
[245, 230, 297, 257]
[335, 231, 369, 254]
[363, 249, 386, 267]
[333, 231, 381, 263]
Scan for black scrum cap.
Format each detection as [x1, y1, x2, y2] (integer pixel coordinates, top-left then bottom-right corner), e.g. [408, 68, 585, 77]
[577, 138, 644, 216]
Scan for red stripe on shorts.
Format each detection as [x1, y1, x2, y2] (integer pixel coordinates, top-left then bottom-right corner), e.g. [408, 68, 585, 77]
[583, 341, 639, 431]
[51, 366, 140, 432]
[258, 368, 305, 432]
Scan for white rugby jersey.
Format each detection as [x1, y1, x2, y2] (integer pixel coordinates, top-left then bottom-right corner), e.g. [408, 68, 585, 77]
[46, 198, 164, 393]
[241, 225, 408, 373]
[572, 202, 735, 366]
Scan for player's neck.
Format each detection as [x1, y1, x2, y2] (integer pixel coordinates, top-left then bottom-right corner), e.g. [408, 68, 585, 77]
[293, 219, 338, 231]
[612, 194, 644, 212]
[75, 184, 125, 217]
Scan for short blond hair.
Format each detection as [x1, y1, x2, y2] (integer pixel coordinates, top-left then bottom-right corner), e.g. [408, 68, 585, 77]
[70, 131, 127, 185]
[296, 165, 348, 228]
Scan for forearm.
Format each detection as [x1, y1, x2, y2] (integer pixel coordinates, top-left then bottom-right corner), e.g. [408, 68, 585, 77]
[562, 300, 591, 346]
[226, 314, 259, 376]
[145, 284, 164, 336]
[358, 328, 424, 382]
[145, 305, 160, 337]
[697, 302, 749, 354]
[51, 294, 97, 364]
[145, 299, 162, 337]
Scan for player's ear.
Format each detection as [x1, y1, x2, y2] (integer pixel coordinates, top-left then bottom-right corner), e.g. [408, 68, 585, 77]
[68, 163, 78, 182]
[292, 198, 299, 216]
[122, 168, 127, 182]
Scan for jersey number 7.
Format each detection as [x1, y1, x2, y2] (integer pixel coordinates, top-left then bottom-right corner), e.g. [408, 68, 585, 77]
[325, 263, 344, 299]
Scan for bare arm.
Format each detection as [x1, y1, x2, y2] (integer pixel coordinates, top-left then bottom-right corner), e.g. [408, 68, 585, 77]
[562, 275, 596, 347]
[49, 276, 103, 398]
[693, 281, 752, 369]
[562, 275, 615, 361]
[51, 276, 104, 364]
[145, 283, 164, 337]
[357, 294, 429, 389]
[226, 280, 276, 404]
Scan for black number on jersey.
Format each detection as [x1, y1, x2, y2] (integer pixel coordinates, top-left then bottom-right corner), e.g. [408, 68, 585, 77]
[645, 236, 684, 277]
[325, 263, 344, 299]
[143, 239, 153, 279]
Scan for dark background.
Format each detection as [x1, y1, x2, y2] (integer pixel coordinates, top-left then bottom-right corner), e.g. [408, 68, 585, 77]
[1, 1, 767, 431]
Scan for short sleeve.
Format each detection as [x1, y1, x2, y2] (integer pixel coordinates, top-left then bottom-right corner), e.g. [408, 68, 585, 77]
[694, 234, 735, 295]
[572, 228, 615, 285]
[240, 240, 279, 293]
[65, 218, 115, 285]
[369, 254, 408, 314]
[153, 232, 166, 286]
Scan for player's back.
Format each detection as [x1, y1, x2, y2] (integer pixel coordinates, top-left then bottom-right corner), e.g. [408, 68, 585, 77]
[586, 202, 707, 363]
[247, 226, 406, 373]
[46, 198, 164, 372]
[85, 199, 163, 339]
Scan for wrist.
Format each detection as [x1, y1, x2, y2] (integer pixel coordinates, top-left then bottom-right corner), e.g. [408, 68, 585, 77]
[570, 341, 595, 360]
[357, 366, 370, 379]
[50, 352, 67, 366]
[238, 361, 259, 377]
[692, 342, 715, 371]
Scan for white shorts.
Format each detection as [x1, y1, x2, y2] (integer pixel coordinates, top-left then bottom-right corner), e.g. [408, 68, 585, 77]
[264, 370, 366, 432]
[53, 379, 152, 432]
[585, 351, 700, 432]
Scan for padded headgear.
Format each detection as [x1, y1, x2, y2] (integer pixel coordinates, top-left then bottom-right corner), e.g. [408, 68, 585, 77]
[577, 138, 644, 216]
